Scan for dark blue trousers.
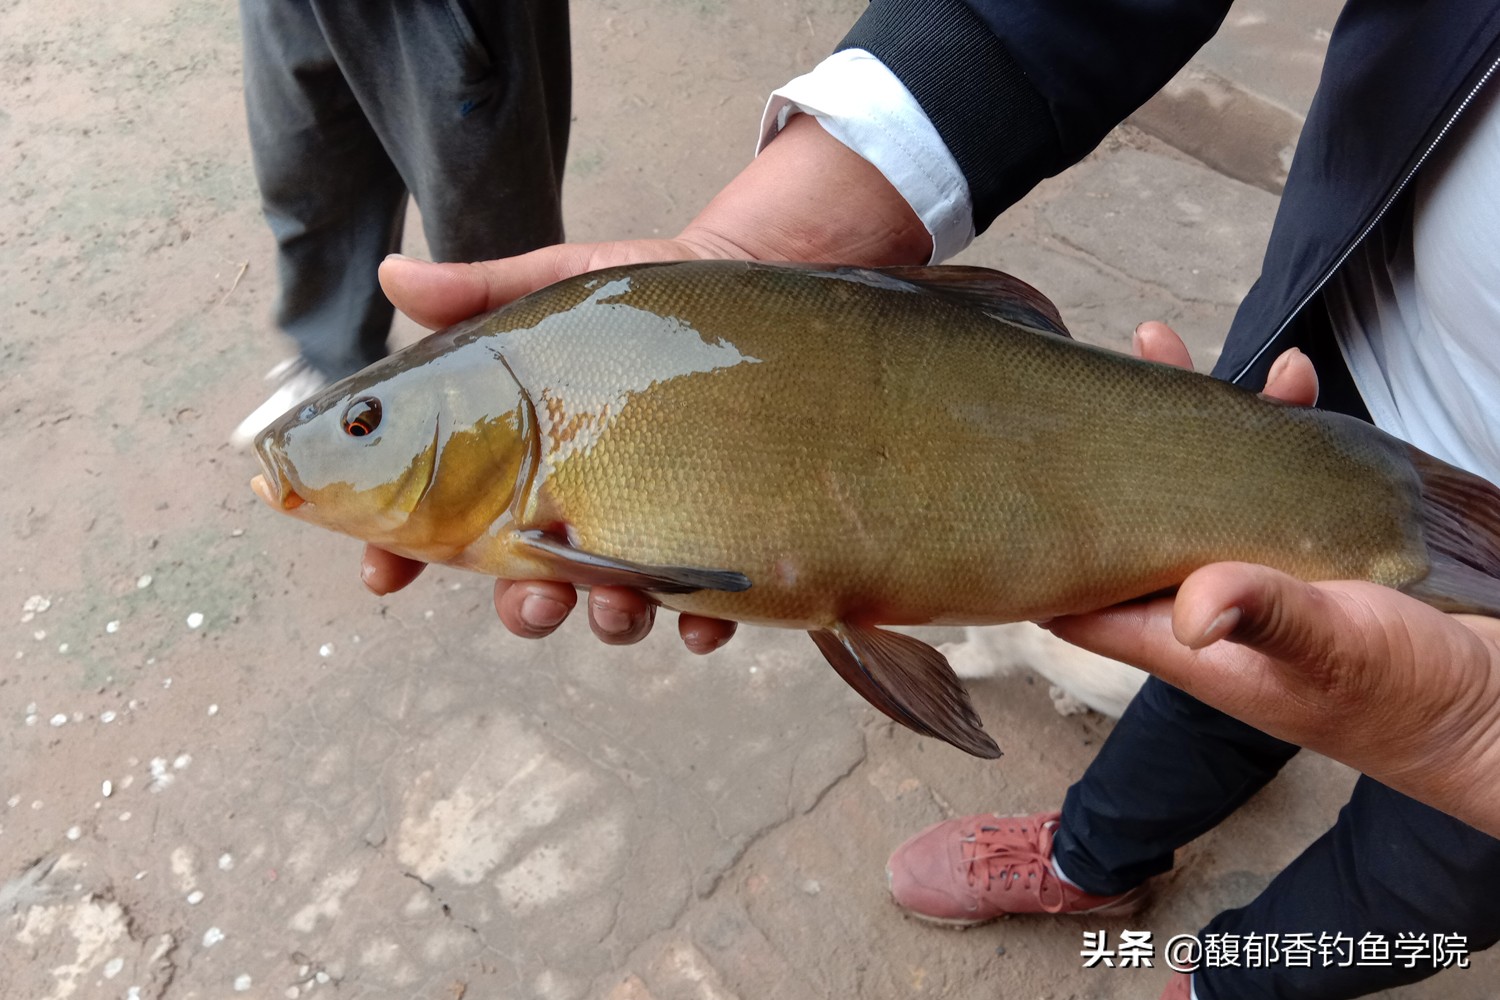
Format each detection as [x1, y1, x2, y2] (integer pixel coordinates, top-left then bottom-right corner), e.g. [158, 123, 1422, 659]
[1054, 676, 1500, 998]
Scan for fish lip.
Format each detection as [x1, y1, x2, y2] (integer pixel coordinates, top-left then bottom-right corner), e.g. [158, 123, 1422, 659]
[251, 433, 306, 511]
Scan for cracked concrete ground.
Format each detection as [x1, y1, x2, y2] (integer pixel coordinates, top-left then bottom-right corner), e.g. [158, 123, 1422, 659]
[2, 0, 1495, 998]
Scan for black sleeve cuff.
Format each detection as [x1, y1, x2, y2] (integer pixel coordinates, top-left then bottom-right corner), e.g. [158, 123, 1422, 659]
[837, 0, 1062, 233]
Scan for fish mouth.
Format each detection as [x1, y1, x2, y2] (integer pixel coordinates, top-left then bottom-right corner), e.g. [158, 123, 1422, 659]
[251, 473, 305, 511]
[250, 438, 306, 512]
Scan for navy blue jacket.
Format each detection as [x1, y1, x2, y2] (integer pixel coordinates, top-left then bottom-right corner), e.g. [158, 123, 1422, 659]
[841, 0, 1500, 394]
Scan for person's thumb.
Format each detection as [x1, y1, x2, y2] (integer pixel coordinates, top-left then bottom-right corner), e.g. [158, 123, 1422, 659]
[1172, 562, 1340, 669]
[378, 246, 598, 330]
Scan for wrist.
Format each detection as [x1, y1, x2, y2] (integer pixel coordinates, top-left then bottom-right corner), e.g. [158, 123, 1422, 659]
[679, 114, 931, 266]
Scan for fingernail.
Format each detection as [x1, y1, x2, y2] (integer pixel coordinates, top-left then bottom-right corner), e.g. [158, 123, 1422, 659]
[593, 606, 633, 635]
[384, 252, 419, 263]
[1132, 324, 1145, 354]
[1191, 607, 1242, 649]
[521, 593, 568, 629]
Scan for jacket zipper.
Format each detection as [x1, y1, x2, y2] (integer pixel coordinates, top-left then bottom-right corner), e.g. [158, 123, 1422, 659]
[1230, 52, 1500, 385]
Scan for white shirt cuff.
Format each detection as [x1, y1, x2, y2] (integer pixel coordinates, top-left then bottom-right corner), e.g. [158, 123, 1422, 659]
[758, 49, 976, 264]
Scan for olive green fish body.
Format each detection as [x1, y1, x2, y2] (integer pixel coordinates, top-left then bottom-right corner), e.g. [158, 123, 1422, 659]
[253, 261, 1500, 757]
[451, 264, 1428, 623]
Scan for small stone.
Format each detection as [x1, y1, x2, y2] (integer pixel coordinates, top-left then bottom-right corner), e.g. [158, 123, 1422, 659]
[120, 812, 132, 822]
[5, 796, 18, 808]
[218, 853, 234, 871]
[234, 974, 253, 991]
[207, 704, 219, 716]
[103, 957, 124, 978]
[186, 890, 204, 905]
[801, 879, 821, 895]
[57, 643, 69, 654]
[423, 609, 434, 620]
[136, 574, 153, 589]
[202, 927, 224, 947]
[134, 871, 147, 880]
[315, 971, 330, 985]
[32, 630, 45, 641]
[173, 754, 191, 770]
[24, 714, 37, 726]
[65, 825, 81, 840]
[186, 612, 204, 629]
[162, 678, 172, 689]
[285, 987, 300, 999]
[318, 643, 334, 658]
[230, 528, 245, 537]
[100, 711, 117, 723]
[22, 595, 51, 615]
[102, 780, 113, 797]
[106, 620, 120, 634]
[49, 713, 67, 727]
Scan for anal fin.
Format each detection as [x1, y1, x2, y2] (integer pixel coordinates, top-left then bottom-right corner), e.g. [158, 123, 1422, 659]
[515, 530, 751, 595]
[809, 624, 1001, 758]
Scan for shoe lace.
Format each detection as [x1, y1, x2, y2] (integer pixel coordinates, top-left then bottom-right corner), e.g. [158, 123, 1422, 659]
[961, 811, 1070, 913]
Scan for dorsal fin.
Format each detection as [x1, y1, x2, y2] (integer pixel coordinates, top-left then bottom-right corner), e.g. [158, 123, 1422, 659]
[862, 265, 1071, 339]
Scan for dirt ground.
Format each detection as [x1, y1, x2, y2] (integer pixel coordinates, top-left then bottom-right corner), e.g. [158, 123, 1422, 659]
[2, 1, 1495, 998]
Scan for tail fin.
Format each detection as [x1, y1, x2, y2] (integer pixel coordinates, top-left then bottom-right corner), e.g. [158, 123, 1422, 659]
[1402, 445, 1500, 616]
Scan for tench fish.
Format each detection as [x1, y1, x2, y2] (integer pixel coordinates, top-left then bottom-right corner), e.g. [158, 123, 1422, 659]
[249, 261, 1500, 758]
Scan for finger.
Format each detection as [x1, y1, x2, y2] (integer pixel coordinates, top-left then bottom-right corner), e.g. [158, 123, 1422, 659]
[1132, 321, 1194, 370]
[362, 545, 427, 595]
[1171, 562, 1339, 663]
[1260, 347, 1318, 407]
[588, 586, 657, 645]
[378, 246, 597, 330]
[494, 579, 579, 638]
[678, 614, 738, 654]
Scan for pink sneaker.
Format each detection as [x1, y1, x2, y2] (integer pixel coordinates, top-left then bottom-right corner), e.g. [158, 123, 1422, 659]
[886, 811, 1150, 927]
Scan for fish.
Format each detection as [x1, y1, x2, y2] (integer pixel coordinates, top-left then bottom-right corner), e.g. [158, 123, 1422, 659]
[249, 260, 1500, 758]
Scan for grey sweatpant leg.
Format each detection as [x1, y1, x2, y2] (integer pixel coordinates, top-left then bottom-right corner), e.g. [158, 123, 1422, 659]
[239, 0, 569, 379]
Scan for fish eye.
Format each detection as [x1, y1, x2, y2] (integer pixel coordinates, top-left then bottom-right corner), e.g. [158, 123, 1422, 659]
[341, 397, 383, 438]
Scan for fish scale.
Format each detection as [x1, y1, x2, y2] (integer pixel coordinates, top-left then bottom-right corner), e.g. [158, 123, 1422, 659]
[252, 260, 1500, 758]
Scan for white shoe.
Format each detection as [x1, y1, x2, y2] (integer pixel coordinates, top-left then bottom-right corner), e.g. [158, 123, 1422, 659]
[230, 357, 328, 449]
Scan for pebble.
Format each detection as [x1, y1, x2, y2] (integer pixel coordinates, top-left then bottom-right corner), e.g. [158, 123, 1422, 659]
[49, 713, 67, 727]
[186, 890, 204, 905]
[57, 643, 69, 654]
[32, 630, 45, 641]
[174, 754, 192, 770]
[136, 574, 153, 589]
[103, 957, 124, 979]
[218, 853, 234, 871]
[230, 528, 245, 537]
[65, 826, 81, 841]
[100, 711, 117, 724]
[102, 780, 113, 798]
[316, 971, 330, 985]
[6, 796, 18, 808]
[202, 927, 224, 947]
[318, 643, 334, 658]
[106, 620, 120, 634]
[186, 612, 204, 629]
[24, 714, 37, 726]
[234, 974, 253, 991]
[207, 704, 219, 716]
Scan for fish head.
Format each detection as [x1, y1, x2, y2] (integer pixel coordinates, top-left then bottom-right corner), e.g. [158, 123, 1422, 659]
[250, 339, 534, 565]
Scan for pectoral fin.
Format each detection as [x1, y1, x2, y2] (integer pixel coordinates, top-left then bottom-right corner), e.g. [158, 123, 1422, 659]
[809, 624, 1001, 758]
[514, 530, 752, 594]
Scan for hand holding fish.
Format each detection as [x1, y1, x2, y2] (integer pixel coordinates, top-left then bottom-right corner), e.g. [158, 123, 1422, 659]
[1048, 565, 1500, 838]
